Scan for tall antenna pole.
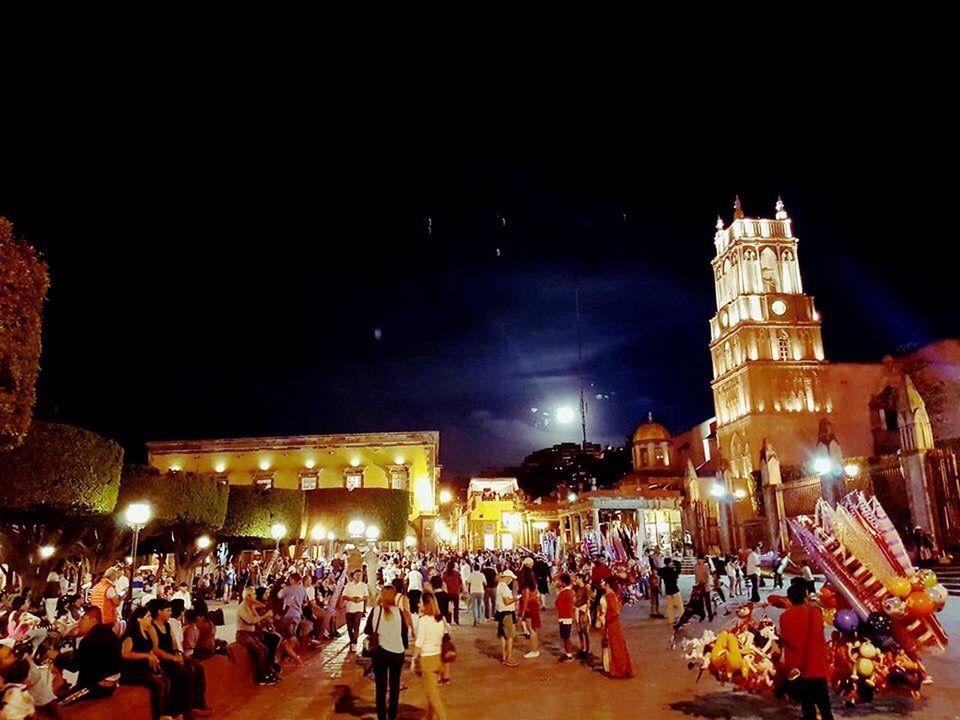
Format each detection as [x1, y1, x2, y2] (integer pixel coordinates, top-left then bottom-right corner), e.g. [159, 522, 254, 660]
[575, 282, 587, 449]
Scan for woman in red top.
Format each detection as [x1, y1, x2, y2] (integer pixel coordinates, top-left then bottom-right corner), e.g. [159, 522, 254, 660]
[779, 584, 833, 720]
[599, 576, 634, 679]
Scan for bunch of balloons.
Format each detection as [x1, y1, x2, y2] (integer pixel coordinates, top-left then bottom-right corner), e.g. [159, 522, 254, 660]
[816, 580, 935, 704]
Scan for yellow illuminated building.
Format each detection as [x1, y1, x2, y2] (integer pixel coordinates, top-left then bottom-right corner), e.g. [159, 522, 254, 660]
[146, 431, 440, 535]
[461, 478, 524, 550]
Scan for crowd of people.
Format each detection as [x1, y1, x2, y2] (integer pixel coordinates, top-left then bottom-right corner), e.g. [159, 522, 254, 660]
[0, 538, 809, 720]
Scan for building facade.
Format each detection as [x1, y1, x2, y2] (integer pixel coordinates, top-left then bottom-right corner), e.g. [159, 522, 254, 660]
[147, 430, 441, 541]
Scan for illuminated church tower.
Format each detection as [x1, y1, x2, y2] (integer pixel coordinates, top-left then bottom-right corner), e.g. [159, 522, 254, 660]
[709, 197, 828, 479]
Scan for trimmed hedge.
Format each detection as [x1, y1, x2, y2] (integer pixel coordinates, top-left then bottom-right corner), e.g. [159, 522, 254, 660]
[0, 218, 50, 449]
[119, 465, 228, 530]
[221, 485, 304, 539]
[305, 488, 410, 541]
[0, 421, 123, 517]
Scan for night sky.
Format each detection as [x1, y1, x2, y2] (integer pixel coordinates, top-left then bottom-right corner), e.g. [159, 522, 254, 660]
[2, 12, 957, 476]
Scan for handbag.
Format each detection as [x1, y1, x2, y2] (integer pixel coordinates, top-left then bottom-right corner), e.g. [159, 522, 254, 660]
[362, 608, 381, 658]
[441, 632, 457, 663]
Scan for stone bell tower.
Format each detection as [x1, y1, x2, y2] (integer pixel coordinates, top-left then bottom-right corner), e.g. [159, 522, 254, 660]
[709, 197, 830, 479]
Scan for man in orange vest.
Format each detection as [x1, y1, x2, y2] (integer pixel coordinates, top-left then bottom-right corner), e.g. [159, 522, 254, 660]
[89, 567, 122, 633]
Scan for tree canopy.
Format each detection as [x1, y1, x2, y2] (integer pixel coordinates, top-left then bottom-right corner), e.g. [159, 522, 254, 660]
[221, 485, 304, 539]
[0, 218, 49, 449]
[119, 465, 228, 530]
[0, 421, 123, 518]
[305, 488, 410, 541]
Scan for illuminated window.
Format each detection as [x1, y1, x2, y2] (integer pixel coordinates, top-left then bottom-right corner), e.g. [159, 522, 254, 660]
[345, 470, 363, 490]
[255, 476, 274, 490]
[654, 445, 665, 465]
[702, 437, 712, 462]
[299, 472, 318, 491]
[386, 464, 409, 490]
[778, 332, 790, 361]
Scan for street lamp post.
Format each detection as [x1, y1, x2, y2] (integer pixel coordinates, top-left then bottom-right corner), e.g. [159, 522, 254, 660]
[124, 503, 152, 601]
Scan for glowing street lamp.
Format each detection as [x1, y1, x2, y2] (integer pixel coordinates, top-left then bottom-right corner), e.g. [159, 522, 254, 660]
[196, 535, 212, 551]
[439, 489, 453, 505]
[270, 523, 286, 560]
[347, 519, 366, 538]
[404, 535, 417, 548]
[326, 531, 336, 541]
[813, 457, 832, 475]
[844, 463, 860, 478]
[124, 502, 152, 596]
[39, 545, 55, 560]
[310, 525, 325, 542]
[365, 525, 380, 541]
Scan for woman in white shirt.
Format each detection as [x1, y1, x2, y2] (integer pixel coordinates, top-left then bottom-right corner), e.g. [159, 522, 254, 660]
[411, 595, 449, 720]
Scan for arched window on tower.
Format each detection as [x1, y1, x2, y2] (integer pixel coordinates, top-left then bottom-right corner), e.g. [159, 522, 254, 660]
[778, 331, 790, 361]
[760, 247, 780, 293]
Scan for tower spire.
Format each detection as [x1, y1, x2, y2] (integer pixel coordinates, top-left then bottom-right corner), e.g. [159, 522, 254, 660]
[775, 196, 788, 220]
[716, 215, 724, 231]
[733, 196, 744, 219]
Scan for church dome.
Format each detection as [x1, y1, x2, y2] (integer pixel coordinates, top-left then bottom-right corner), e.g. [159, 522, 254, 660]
[632, 421, 670, 444]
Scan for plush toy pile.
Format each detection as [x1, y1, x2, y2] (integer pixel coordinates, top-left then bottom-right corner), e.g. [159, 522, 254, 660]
[682, 604, 781, 692]
[682, 491, 948, 705]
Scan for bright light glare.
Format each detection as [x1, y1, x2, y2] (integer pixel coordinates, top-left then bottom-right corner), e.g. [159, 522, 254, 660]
[125, 502, 152, 526]
[556, 406, 576, 424]
[270, 523, 286, 540]
[844, 463, 860, 478]
[404, 535, 417, 547]
[39, 545, 55, 559]
[734, 488, 747, 499]
[310, 525, 325, 541]
[567, 492, 577, 502]
[813, 457, 832, 475]
[439, 489, 453, 504]
[348, 519, 366, 537]
[196, 535, 212, 550]
[365, 525, 380, 540]
[710, 484, 726, 498]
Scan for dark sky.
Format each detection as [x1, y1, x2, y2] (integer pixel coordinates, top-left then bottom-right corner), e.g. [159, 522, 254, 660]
[2, 11, 958, 475]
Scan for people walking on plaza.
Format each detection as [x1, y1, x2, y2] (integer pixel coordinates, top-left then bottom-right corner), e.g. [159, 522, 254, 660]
[406, 563, 424, 615]
[495, 569, 519, 667]
[747, 545, 762, 602]
[430, 575, 451, 625]
[279, 572, 315, 652]
[728, 556, 742, 596]
[442, 561, 462, 625]
[648, 566, 663, 618]
[518, 562, 541, 658]
[599, 576, 634, 679]
[711, 554, 727, 602]
[775, 552, 790, 590]
[555, 573, 576, 661]
[223, 564, 235, 603]
[467, 564, 486, 626]
[368, 585, 407, 720]
[779, 583, 834, 720]
[481, 561, 498, 620]
[660, 558, 683, 625]
[573, 574, 592, 656]
[590, 556, 612, 626]
[693, 554, 714, 621]
[411, 594, 449, 720]
[533, 555, 552, 609]
[343, 568, 368, 654]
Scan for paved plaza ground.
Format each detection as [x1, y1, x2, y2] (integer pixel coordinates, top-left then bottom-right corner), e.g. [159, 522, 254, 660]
[317, 577, 960, 720]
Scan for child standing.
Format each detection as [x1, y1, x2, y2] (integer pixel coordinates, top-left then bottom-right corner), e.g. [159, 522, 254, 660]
[555, 574, 576, 661]
[648, 567, 663, 618]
